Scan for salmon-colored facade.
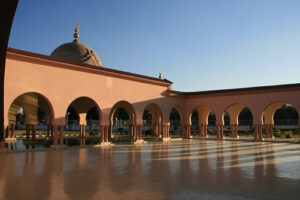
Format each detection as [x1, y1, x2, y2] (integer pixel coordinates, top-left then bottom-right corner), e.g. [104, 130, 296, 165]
[4, 47, 300, 145]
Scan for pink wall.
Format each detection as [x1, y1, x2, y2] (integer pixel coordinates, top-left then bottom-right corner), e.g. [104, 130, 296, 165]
[183, 89, 300, 125]
[4, 49, 300, 128]
[4, 50, 185, 126]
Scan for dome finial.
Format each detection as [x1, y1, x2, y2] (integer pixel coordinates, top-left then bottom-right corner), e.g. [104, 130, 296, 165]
[73, 22, 80, 42]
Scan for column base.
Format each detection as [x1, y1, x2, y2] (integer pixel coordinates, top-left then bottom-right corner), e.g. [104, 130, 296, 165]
[184, 136, 193, 139]
[5, 138, 17, 142]
[50, 145, 66, 149]
[133, 139, 146, 144]
[231, 136, 239, 138]
[93, 142, 113, 147]
[161, 137, 171, 142]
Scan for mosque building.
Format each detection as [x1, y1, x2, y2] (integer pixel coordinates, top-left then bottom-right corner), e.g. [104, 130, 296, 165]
[3, 24, 300, 147]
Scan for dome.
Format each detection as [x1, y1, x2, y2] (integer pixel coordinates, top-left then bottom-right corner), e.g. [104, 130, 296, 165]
[50, 23, 102, 67]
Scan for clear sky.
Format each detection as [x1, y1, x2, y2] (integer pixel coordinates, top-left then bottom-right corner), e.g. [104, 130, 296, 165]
[8, 0, 300, 92]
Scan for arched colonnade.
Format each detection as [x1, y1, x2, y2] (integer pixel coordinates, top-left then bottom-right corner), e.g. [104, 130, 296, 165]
[5, 91, 300, 145]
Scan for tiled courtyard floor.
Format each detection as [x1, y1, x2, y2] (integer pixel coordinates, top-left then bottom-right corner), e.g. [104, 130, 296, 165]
[0, 140, 299, 199]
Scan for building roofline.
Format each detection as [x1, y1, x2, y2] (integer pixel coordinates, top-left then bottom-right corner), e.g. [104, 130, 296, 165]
[6, 47, 173, 87]
[169, 83, 300, 97]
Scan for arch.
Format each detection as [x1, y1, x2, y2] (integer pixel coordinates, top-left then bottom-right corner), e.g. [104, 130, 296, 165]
[223, 103, 254, 137]
[263, 101, 299, 125]
[7, 92, 55, 125]
[170, 105, 183, 124]
[224, 103, 248, 125]
[143, 103, 163, 137]
[188, 105, 213, 125]
[109, 101, 136, 125]
[169, 105, 183, 136]
[144, 103, 163, 125]
[187, 105, 215, 137]
[66, 96, 102, 125]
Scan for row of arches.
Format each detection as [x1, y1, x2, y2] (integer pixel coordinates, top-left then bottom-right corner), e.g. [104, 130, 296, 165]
[5, 92, 300, 146]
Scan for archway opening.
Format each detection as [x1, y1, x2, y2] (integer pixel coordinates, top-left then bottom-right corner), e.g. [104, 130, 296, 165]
[223, 112, 230, 136]
[143, 109, 152, 136]
[16, 107, 25, 127]
[224, 104, 253, 138]
[142, 103, 162, 138]
[110, 101, 136, 142]
[86, 107, 100, 135]
[207, 112, 216, 135]
[65, 97, 101, 140]
[7, 92, 54, 146]
[273, 104, 299, 137]
[189, 105, 216, 137]
[170, 107, 182, 137]
[113, 107, 130, 137]
[66, 106, 79, 130]
[191, 110, 198, 135]
[238, 107, 253, 136]
[263, 102, 299, 138]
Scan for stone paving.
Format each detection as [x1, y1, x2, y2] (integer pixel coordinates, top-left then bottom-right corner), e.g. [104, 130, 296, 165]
[0, 140, 299, 200]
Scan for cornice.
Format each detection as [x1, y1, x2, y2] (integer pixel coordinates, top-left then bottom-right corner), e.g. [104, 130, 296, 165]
[6, 47, 173, 87]
[168, 83, 300, 98]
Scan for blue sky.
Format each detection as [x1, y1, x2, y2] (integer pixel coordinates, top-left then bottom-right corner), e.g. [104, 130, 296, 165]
[8, 0, 300, 91]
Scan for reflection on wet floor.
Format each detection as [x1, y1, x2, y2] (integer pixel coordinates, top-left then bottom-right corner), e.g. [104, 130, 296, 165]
[5, 137, 101, 151]
[0, 140, 300, 200]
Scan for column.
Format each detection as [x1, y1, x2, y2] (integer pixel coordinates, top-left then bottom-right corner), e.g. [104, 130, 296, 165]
[216, 124, 224, 139]
[161, 125, 165, 138]
[200, 124, 208, 137]
[26, 124, 31, 141]
[82, 125, 86, 137]
[100, 125, 104, 143]
[31, 124, 36, 141]
[79, 113, 87, 137]
[269, 124, 273, 138]
[199, 124, 203, 136]
[254, 124, 263, 140]
[59, 125, 64, 145]
[53, 125, 58, 145]
[103, 125, 107, 142]
[231, 124, 238, 138]
[158, 125, 162, 137]
[185, 125, 191, 138]
[136, 125, 142, 140]
[162, 125, 166, 138]
[162, 125, 170, 138]
[265, 124, 273, 138]
[204, 124, 208, 137]
[153, 124, 159, 137]
[130, 125, 135, 140]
